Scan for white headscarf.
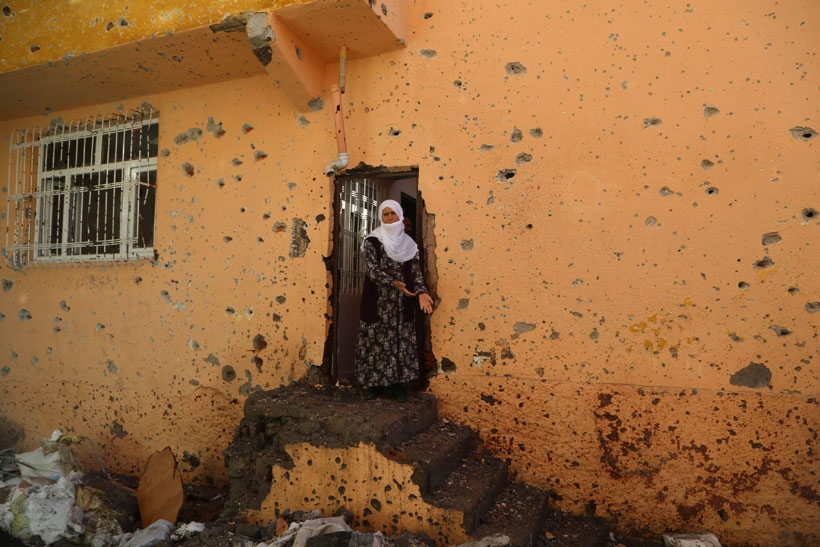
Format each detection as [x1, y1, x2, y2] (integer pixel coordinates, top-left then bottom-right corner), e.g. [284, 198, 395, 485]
[364, 199, 418, 263]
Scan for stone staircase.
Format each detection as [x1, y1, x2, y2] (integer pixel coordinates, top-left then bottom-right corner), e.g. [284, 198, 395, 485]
[224, 383, 553, 546]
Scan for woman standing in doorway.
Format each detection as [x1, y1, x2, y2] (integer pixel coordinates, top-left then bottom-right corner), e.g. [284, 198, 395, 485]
[356, 200, 434, 402]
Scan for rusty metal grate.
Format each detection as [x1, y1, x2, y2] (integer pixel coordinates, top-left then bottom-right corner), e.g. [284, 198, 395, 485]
[4, 108, 159, 269]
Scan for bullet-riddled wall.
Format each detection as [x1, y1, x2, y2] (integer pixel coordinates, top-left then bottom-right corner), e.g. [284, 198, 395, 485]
[0, 1, 818, 545]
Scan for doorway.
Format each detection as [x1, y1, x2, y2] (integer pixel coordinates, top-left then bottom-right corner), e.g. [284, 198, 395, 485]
[329, 168, 431, 385]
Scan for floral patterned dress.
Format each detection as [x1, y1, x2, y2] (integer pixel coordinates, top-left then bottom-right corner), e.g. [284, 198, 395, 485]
[355, 238, 427, 388]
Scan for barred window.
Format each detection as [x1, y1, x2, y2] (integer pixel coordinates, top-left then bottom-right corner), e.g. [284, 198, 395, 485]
[4, 108, 158, 269]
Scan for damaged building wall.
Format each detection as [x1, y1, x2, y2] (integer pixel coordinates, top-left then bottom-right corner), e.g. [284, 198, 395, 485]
[0, 0, 818, 545]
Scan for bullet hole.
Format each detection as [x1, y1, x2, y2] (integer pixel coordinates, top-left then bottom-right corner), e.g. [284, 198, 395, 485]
[242, 123, 254, 134]
[423, 12, 433, 19]
[18, 309, 32, 321]
[96, 323, 105, 331]
[441, 357, 456, 373]
[497, 169, 516, 182]
[2, 6, 13, 16]
[2, 279, 12, 292]
[510, 127, 523, 143]
[171, 56, 182, 62]
[30, 45, 40, 53]
[505, 62, 527, 75]
[216, 179, 225, 188]
[207, 117, 226, 138]
[478, 322, 486, 330]
[160, 290, 171, 303]
[160, 148, 171, 157]
[189, 339, 201, 351]
[254, 151, 268, 161]
[257, 237, 264, 243]
[801, 208, 818, 222]
[60, 300, 70, 311]
[737, 281, 750, 290]
[704, 186, 719, 196]
[388, 127, 401, 136]
[770, 325, 791, 337]
[307, 97, 323, 111]
[761, 232, 781, 246]
[728, 332, 743, 342]
[457, 299, 469, 310]
[718, 509, 730, 521]
[182, 451, 201, 469]
[753, 256, 774, 270]
[453, 79, 464, 88]
[232, 158, 243, 167]
[1, 366, 9, 377]
[460, 239, 474, 251]
[419, 49, 437, 59]
[110, 422, 128, 438]
[642, 117, 662, 128]
[182, 163, 196, 177]
[806, 302, 820, 314]
[787, 286, 799, 295]
[174, 128, 203, 145]
[118, 17, 129, 27]
[252, 355, 263, 373]
[589, 328, 599, 340]
[253, 334, 267, 351]
[106, 22, 115, 31]
[222, 365, 237, 382]
[789, 126, 817, 141]
[276, 295, 286, 304]
[515, 153, 533, 165]
[135, 276, 142, 284]
[315, 214, 326, 223]
[729, 362, 771, 388]
[645, 216, 658, 227]
[106, 359, 118, 374]
[659, 186, 675, 197]
[290, 218, 310, 258]
[294, 45, 302, 61]
[222, 236, 233, 244]
[550, 329, 560, 340]
[479, 144, 493, 152]
[514, 322, 536, 334]
[701, 159, 714, 169]
[274, 222, 287, 233]
[529, 128, 543, 138]
[525, 223, 533, 229]
[703, 105, 720, 117]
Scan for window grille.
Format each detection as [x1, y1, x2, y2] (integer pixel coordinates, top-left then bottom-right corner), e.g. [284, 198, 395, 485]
[338, 178, 383, 294]
[4, 108, 159, 269]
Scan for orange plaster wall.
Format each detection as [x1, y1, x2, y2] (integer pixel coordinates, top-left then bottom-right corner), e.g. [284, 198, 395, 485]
[1, 0, 819, 544]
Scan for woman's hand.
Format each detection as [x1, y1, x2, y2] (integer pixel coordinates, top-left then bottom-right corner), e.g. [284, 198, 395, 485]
[418, 292, 434, 314]
[393, 281, 415, 297]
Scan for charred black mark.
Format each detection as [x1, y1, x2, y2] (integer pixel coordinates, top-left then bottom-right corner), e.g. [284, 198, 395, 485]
[642, 117, 662, 128]
[753, 256, 775, 270]
[290, 219, 310, 258]
[174, 128, 203, 145]
[497, 169, 516, 182]
[703, 105, 720, 117]
[440, 357, 456, 372]
[222, 365, 237, 382]
[729, 362, 772, 388]
[505, 62, 527, 75]
[789, 126, 817, 141]
[480, 393, 500, 406]
[802, 208, 818, 222]
[182, 162, 195, 177]
[761, 232, 782, 246]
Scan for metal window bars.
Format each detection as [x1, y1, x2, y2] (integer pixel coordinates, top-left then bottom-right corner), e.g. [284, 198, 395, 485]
[4, 108, 159, 269]
[338, 178, 382, 295]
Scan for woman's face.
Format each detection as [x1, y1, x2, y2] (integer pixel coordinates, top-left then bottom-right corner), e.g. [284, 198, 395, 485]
[381, 207, 399, 224]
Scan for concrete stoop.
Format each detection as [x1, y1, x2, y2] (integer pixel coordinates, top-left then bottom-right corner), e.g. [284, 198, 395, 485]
[224, 384, 552, 546]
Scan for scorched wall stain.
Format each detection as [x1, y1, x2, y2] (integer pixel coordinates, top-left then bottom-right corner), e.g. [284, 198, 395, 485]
[0, 0, 819, 545]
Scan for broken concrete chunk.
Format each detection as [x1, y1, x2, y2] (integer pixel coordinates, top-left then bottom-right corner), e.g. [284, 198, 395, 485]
[136, 447, 185, 528]
[662, 532, 722, 547]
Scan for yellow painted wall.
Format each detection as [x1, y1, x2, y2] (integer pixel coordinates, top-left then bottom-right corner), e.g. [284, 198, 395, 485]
[0, 0, 818, 545]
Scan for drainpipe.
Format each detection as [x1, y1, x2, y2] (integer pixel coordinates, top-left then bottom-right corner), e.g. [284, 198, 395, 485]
[324, 47, 349, 177]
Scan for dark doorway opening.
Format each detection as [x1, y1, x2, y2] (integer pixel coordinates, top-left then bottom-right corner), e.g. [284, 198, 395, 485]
[326, 168, 434, 386]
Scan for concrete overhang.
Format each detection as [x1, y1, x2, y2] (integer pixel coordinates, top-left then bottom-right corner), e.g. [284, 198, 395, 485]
[0, 0, 407, 121]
